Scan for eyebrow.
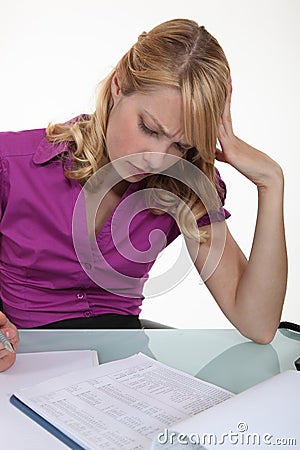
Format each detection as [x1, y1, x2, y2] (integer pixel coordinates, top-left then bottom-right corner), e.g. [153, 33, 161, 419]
[143, 110, 190, 148]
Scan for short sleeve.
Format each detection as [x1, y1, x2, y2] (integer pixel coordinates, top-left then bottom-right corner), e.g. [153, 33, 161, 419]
[196, 167, 231, 228]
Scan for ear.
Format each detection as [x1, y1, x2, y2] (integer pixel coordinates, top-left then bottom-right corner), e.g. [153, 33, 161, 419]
[111, 74, 122, 104]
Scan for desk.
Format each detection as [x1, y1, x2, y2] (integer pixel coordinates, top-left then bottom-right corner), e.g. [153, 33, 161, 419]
[3, 329, 300, 450]
[17, 328, 300, 394]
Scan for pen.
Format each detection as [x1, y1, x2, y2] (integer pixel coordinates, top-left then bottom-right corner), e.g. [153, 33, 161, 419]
[0, 329, 14, 353]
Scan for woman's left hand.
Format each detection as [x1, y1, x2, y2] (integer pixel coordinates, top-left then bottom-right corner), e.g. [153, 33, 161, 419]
[216, 76, 283, 189]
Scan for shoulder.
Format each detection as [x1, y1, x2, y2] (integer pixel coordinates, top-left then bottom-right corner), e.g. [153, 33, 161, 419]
[0, 127, 46, 158]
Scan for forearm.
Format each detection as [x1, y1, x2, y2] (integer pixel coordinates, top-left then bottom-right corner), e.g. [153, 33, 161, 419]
[214, 78, 288, 343]
[235, 169, 287, 342]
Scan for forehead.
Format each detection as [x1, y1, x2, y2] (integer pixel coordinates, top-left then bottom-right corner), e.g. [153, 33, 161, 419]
[134, 86, 184, 134]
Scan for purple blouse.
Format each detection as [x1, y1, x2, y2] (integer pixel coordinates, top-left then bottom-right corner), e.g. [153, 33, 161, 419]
[0, 125, 230, 328]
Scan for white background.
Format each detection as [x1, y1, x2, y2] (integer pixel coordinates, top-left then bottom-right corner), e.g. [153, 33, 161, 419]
[0, 0, 299, 328]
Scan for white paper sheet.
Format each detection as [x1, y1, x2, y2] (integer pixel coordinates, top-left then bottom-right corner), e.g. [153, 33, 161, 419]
[162, 370, 300, 450]
[12, 353, 233, 450]
[0, 350, 98, 450]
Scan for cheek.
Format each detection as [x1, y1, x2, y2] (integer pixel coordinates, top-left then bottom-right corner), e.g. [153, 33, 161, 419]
[109, 124, 142, 159]
[106, 119, 126, 160]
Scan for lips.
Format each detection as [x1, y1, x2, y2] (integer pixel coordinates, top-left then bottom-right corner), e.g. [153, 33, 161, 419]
[127, 162, 151, 177]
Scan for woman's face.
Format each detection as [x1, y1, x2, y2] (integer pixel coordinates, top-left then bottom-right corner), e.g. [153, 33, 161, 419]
[106, 76, 191, 182]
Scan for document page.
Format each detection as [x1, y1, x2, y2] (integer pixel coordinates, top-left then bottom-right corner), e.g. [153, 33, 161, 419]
[12, 353, 233, 450]
[164, 370, 300, 450]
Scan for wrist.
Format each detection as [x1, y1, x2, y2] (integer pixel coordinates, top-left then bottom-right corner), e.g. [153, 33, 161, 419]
[257, 162, 284, 192]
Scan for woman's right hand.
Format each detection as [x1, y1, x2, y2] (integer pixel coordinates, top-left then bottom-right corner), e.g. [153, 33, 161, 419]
[0, 312, 19, 372]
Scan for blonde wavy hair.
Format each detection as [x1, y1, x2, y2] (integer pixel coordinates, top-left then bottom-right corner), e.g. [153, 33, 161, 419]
[46, 18, 230, 241]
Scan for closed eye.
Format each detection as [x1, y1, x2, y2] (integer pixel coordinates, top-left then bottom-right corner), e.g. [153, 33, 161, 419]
[174, 142, 191, 154]
[174, 142, 185, 153]
[139, 117, 191, 154]
[138, 119, 159, 138]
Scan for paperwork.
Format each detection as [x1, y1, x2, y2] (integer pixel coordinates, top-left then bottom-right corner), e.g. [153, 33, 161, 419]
[7, 352, 300, 450]
[10, 353, 233, 449]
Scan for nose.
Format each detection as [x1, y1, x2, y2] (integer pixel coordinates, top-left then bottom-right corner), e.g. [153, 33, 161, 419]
[142, 142, 171, 171]
[143, 152, 166, 171]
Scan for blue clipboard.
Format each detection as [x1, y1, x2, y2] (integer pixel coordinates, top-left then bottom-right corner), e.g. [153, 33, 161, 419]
[10, 395, 85, 450]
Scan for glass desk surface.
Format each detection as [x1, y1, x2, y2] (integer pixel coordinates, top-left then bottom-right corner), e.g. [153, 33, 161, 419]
[18, 328, 300, 394]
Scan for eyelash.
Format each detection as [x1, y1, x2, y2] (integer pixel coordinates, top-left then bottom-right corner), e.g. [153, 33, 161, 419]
[138, 119, 186, 153]
[138, 120, 158, 138]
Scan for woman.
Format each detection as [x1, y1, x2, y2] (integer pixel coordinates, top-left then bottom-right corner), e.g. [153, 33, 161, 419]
[0, 18, 287, 372]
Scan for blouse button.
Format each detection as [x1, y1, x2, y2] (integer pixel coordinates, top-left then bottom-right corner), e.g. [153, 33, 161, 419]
[76, 291, 85, 300]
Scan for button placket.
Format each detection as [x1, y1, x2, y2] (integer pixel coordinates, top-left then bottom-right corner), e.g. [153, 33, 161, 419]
[76, 290, 86, 301]
[75, 290, 93, 318]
